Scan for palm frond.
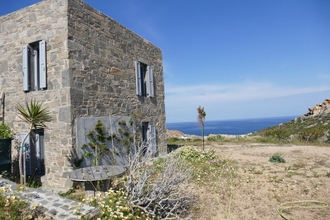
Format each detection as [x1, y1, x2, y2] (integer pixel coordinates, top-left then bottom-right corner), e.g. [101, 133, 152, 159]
[16, 99, 52, 130]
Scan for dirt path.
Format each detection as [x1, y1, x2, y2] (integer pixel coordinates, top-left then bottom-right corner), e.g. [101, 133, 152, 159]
[192, 144, 330, 220]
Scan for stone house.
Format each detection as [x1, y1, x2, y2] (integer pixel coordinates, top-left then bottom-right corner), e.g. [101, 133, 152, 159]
[0, 0, 166, 189]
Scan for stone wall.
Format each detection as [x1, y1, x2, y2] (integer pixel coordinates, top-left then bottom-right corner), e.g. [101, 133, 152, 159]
[67, 0, 167, 154]
[0, 0, 167, 189]
[0, 0, 73, 188]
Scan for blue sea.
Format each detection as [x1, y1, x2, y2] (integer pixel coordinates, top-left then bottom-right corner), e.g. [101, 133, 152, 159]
[166, 116, 298, 136]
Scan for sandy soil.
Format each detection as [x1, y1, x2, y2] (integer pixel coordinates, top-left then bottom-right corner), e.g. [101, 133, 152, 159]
[192, 143, 330, 220]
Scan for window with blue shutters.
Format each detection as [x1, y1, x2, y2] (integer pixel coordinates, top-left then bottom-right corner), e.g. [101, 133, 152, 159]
[22, 40, 47, 92]
[135, 61, 154, 97]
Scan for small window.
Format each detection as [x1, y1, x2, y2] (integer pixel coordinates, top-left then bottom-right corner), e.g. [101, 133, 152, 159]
[22, 40, 47, 92]
[135, 61, 154, 97]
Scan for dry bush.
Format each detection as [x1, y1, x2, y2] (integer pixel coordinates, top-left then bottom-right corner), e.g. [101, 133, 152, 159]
[125, 143, 194, 219]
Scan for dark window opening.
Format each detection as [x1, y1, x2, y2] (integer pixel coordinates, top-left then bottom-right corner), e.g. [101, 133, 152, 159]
[140, 63, 147, 97]
[141, 122, 149, 154]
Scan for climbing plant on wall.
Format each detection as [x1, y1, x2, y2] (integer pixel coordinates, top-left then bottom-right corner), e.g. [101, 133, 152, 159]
[81, 119, 134, 166]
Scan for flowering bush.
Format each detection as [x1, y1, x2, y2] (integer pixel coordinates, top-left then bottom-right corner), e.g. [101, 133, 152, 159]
[178, 146, 218, 162]
[0, 184, 39, 219]
[69, 145, 196, 219]
[69, 186, 149, 220]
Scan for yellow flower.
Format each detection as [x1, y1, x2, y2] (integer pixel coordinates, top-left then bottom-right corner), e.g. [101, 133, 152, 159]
[27, 215, 33, 219]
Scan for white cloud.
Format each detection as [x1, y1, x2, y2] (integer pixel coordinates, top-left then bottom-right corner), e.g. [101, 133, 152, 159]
[165, 81, 330, 122]
[166, 82, 330, 104]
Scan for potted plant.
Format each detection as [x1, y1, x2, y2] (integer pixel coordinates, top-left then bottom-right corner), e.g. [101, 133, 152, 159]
[0, 123, 14, 174]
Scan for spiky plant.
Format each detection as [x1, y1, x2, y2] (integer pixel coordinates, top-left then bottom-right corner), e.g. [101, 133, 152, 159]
[16, 99, 52, 185]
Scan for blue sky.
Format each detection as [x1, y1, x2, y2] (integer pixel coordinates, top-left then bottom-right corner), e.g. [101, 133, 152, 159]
[1, 0, 330, 123]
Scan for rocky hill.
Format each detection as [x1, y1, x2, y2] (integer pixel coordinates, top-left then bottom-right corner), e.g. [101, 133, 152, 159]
[303, 98, 330, 118]
[166, 129, 185, 138]
[256, 98, 330, 142]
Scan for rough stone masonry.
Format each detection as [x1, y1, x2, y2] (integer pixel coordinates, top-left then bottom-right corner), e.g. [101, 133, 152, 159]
[0, 0, 166, 190]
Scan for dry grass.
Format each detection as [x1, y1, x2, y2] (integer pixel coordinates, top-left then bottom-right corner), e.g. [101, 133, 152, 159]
[189, 144, 330, 220]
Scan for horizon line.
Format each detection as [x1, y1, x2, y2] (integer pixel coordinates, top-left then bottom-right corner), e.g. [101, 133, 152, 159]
[166, 115, 300, 124]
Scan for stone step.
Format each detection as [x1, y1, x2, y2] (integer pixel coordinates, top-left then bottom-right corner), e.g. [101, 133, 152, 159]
[0, 178, 99, 220]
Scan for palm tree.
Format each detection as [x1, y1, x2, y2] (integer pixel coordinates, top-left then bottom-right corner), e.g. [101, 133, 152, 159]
[16, 99, 52, 185]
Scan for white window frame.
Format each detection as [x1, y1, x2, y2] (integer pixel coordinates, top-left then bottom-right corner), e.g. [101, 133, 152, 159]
[22, 40, 47, 92]
[135, 61, 154, 98]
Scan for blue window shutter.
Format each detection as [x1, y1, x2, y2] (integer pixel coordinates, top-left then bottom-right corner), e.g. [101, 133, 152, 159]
[148, 124, 157, 155]
[135, 61, 142, 96]
[22, 46, 29, 92]
[39, 40, 47, 89]
[147, 66, 154, 98]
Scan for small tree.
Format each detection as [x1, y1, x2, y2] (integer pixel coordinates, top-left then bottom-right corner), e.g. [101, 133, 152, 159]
[197, 106, 206, 151]
[16, 100, 52, 185]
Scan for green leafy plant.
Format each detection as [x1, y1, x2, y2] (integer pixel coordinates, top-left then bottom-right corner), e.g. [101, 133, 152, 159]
[207, 134, 224, 141]
[118, 120, 127, 126]
[0, 123, 13, 139]
[326, 171, 330, 178]
[70, 187, 148, 220]
[269, 154, 286, 163]
[81, 120, 134, 166]
[178, 146, 217, 162]
[82, 120, 112, 166]
[0, 184, 41, 219]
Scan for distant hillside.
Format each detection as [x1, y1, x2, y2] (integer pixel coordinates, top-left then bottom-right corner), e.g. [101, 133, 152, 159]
[255, 98, 330, 142]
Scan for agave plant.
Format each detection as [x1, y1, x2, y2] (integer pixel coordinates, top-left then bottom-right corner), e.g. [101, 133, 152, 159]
[16, 99, 52, 185]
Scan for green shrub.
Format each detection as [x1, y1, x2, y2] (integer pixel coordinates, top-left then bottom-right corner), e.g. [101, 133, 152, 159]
[178, 146, 218, 162]
[0, 185, 39, 219]
[207, 134, 224, 141]
[167, 137, 180, 143]
[269, 154, 286, 163]
[326, 171, 330, 178]
[298, 126, 325, 142]
[0, 123, 13, 139]
[258, 126, 290, 141]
